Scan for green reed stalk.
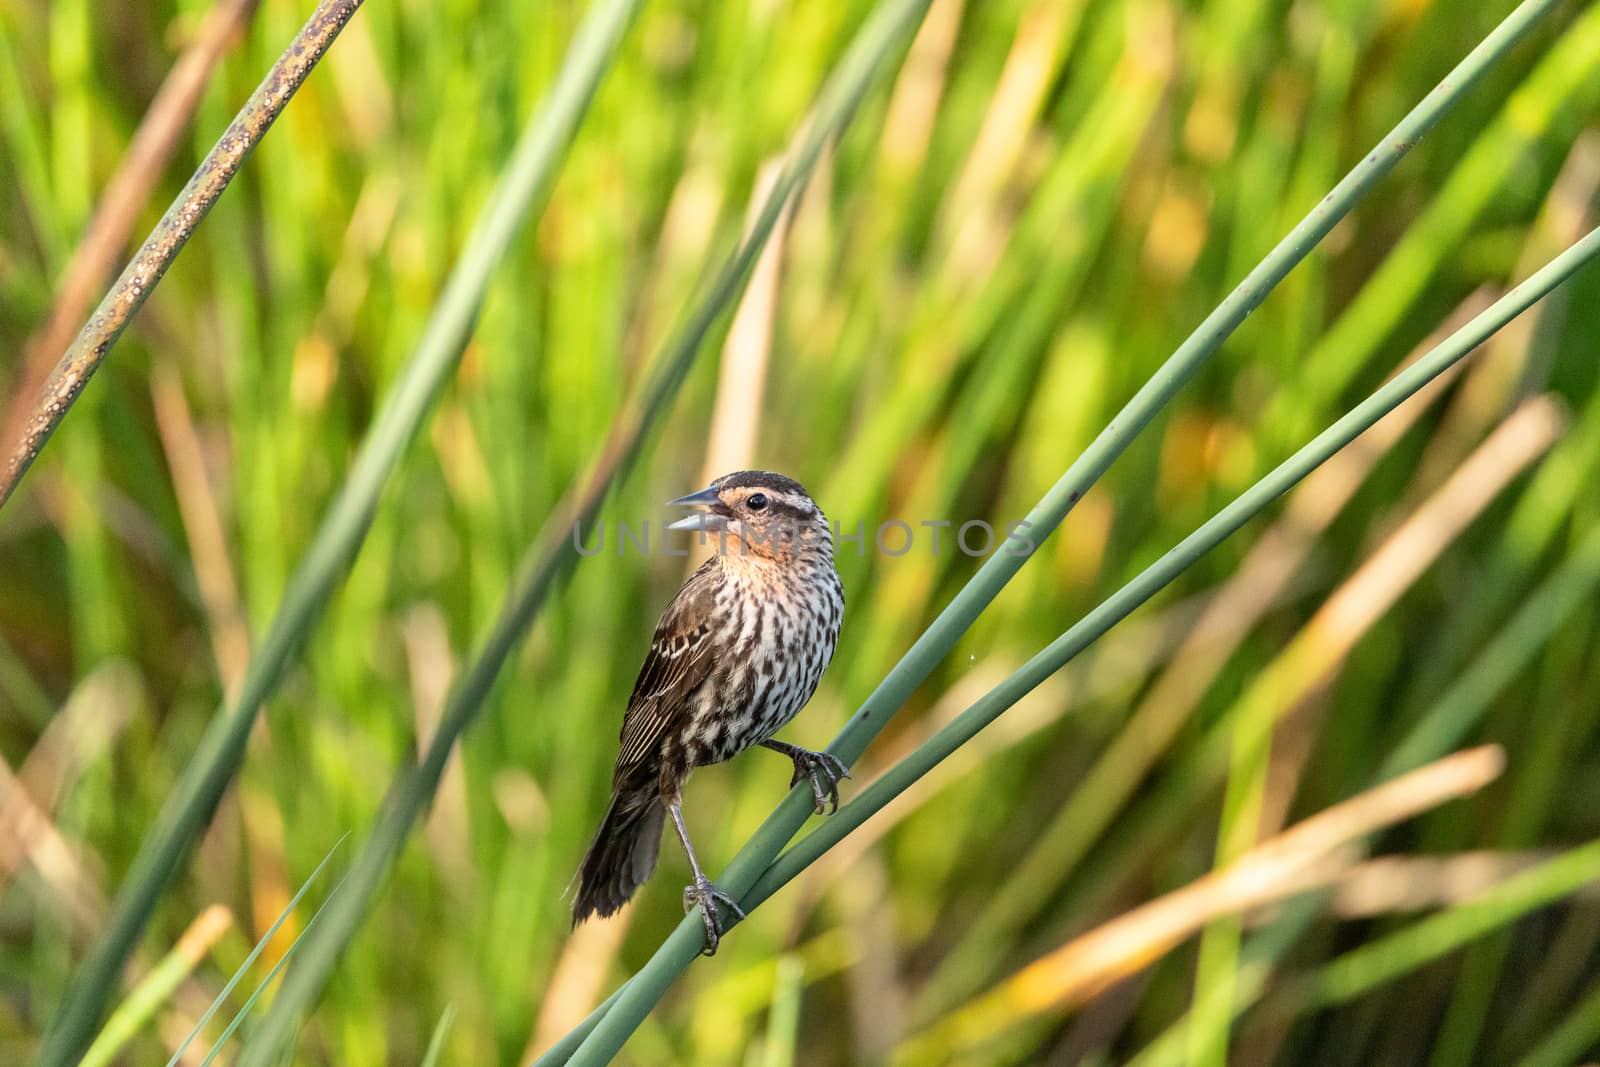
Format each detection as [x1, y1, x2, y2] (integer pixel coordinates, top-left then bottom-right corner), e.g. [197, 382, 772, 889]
[229, 0, 936, 1059]
[547, 2, 1566, 1060]
[33, 2, 641, 1062]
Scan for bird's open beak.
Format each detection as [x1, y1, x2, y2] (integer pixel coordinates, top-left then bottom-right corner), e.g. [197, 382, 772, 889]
[667, 486, 722, 508]
[666, 486, 730, 532]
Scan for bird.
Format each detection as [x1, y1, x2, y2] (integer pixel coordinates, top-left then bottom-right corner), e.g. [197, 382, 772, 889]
[571, 470, 847, 955]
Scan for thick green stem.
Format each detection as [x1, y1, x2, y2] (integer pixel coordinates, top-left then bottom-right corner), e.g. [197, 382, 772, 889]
[34, 1, 642, 1062]
[551, 1, 1565, 1061]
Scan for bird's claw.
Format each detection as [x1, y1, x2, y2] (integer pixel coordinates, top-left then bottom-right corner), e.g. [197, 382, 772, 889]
[789, 749, 851, 815]
[682, 877, 744, 956]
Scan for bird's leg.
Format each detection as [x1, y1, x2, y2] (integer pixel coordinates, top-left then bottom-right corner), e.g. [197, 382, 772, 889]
[761, 739, 850, 815]
[666, 799, 744, 956]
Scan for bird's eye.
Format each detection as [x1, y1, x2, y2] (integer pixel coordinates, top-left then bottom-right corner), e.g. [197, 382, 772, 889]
[746, 493, 768, 511]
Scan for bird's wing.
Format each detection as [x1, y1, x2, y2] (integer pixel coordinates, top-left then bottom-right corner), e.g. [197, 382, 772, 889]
[615, 561, 720, 775]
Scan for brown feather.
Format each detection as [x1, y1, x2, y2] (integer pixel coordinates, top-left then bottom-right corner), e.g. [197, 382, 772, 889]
[615, 558, 720, 774]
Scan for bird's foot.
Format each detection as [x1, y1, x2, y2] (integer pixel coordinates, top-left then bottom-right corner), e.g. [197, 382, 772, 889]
[788, 748, 850, 815]
[682, 877, 744, 956]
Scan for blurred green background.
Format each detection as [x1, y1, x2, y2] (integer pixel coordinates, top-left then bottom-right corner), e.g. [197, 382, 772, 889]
[4, 0, 1600, 1062]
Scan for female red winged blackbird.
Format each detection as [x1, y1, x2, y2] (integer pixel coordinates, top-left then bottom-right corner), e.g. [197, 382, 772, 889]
[572, 470, 846, 954]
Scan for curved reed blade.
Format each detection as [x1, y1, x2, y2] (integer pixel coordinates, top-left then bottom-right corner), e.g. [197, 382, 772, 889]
[0, 0, 364, 512]
[195, 874, 351, 1067]
[164, 836, 345, 1067]
[32, 2, 642, 1062]
[420, 1005, 457, 1067]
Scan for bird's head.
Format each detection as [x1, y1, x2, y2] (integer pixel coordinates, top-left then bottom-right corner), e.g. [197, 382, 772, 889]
[666, 470, 832, 563]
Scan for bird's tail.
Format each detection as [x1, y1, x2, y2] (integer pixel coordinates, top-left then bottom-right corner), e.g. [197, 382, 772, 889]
[572, 776, 664, 925]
